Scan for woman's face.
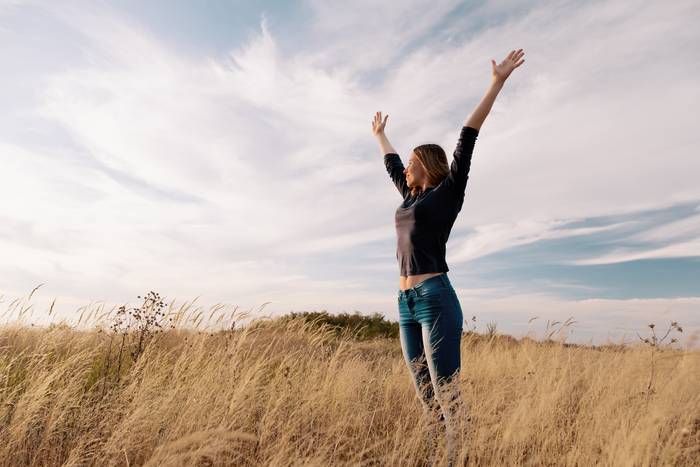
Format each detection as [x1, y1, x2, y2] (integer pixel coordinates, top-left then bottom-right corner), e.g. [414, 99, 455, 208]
[404, 152, 428, 188]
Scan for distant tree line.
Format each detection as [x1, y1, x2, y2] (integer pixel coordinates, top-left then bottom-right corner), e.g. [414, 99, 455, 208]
[276, 311, 399, 340]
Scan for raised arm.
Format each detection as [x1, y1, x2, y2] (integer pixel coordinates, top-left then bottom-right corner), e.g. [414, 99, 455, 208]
[465, 48, 525, 130]
[440, 125, 479, 196]
[443, 49, 525, 196]
[373, 111, 396, 154]
[373, 111, 410, 198]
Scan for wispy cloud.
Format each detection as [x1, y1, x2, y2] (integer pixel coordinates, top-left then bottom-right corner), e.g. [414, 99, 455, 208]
[572, 240, 700, 266]
[451, 218, 634, 263]
[0, 0, 698, 342]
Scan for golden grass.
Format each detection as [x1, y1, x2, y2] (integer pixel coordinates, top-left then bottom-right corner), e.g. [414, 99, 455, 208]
[0, 316, 698, 466]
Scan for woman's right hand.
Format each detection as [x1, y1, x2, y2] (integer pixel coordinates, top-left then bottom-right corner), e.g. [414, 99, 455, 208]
[372, 111, 389, 136]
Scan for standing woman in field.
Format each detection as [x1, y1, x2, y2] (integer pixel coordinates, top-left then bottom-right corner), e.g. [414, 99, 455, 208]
[372, 49, 525, 464]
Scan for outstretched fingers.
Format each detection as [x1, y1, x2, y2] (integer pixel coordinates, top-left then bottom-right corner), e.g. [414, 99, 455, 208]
[511, 49, 525, 68]
[372, 111, 389, 132]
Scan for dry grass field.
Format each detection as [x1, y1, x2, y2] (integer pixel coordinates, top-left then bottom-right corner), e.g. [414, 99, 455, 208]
[0, 294, 698, 466]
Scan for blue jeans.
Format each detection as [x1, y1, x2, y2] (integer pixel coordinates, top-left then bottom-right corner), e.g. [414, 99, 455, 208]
[398, 273, 464, 457]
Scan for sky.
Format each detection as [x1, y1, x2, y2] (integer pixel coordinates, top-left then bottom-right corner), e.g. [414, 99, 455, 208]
[1, 0, 699, 346]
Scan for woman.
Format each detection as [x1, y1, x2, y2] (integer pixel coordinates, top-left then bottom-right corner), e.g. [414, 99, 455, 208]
[372, 49, 525, 464]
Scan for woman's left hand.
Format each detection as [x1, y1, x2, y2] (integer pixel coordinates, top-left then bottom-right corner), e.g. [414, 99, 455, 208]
[491, 49, 525, 83]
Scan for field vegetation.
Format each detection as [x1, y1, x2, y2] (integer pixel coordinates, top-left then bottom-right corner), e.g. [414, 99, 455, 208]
[0, 291, 697, 466]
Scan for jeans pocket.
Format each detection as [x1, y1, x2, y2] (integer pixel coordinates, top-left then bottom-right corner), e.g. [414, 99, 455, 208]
[416, 284, 445, 300]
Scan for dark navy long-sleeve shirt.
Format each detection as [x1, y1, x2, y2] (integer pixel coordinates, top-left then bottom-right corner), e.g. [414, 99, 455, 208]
[383, 126, 479, 276]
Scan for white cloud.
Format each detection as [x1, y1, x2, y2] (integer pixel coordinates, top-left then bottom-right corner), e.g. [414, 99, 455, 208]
[569, 212, 700, 265]
[0, 0, 24, 14]
[456, 292, 700, 347]
[572, 240, 700, 266]
[629, 214, 700, 243]
[450, 219, 634, 263]
[301, 0, 465, 74]
[0, 0, 698, 339]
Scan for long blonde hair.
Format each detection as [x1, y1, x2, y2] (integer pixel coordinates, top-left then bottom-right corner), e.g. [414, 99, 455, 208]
[409, 144, 449, 198]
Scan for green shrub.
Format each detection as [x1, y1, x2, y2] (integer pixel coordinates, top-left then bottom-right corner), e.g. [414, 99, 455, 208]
[275, 311, 399, 340]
